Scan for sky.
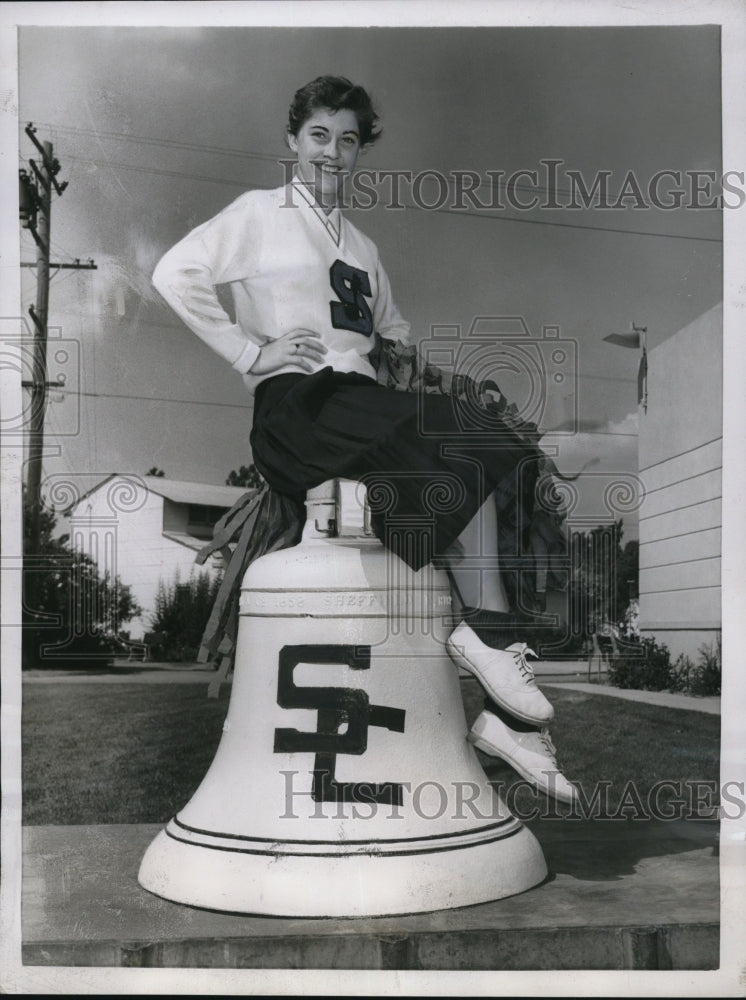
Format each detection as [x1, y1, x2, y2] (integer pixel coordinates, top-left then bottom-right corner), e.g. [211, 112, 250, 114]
[12, 16, 728, 537]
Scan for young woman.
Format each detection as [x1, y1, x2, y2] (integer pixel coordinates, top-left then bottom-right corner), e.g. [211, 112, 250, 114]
[153, 76, 577, 804]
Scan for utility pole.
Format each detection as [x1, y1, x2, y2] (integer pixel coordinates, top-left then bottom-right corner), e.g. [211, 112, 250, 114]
[19, 124, 96, 590]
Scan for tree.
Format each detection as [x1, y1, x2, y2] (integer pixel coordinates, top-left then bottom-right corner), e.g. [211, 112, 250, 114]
[147, 568, 222, 662]
[225, 464, 263, 490]
[568, 519, 638, 637]
[146, 467, 165, 477]
[23, 488, 142, 668]
[616, 538, 639, 604]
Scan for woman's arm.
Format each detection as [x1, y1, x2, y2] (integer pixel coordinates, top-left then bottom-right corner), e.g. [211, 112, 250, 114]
[247, 328, 328, 374]
[152, 196, 263, 375]
[373, 257, 412, 345]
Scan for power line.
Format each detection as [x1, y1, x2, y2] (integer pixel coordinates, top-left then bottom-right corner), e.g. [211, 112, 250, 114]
[37, 120, 726, 213]
[36, 122, 720, 244]
[58, 387, 637, 437]
[63, 153, 267, 190]
[61, 151, 722, 244]
[416, 202, 722, 244]
[572, 430, 637, 438]
[62, 388, 252, 410]
[37, 120, 282, 164]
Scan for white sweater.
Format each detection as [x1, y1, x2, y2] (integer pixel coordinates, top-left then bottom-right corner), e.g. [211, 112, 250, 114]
[152, 179, 412, 393]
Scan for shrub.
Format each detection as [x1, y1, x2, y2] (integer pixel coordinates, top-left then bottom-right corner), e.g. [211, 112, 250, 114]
[668, 653, 696, 694]
[25, 623, 121, 670]
[608, 633, 721, 696]
[607, 636, 672, 691]
[148, 569, 222, 662]
[688, 636, 722, 696]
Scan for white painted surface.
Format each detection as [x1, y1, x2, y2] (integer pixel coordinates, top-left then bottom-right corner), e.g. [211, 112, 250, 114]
[638, 303, 722, 658]
[139, 531, 547, 916]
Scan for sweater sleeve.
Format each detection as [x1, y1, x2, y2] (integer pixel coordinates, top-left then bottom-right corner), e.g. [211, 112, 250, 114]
[152, 195, 261, 374]
[373, 257, 413, 345]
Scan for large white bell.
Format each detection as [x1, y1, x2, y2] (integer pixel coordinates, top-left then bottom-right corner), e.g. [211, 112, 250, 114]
[139, 480, 547, 916]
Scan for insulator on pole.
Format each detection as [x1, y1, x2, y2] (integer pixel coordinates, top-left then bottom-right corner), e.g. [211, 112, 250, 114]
[19, 169, 38, 228]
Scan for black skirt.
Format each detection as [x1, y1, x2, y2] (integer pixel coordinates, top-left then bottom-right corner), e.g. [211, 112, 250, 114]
[250, 367, 542, 572]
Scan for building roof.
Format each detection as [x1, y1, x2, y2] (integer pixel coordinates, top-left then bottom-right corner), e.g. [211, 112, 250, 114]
[141, 476, 248, 508]
[162, 530, 211, 552]
[66, 474, 249, 514]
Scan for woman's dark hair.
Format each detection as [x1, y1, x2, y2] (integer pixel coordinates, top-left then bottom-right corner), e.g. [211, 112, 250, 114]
[287, 76, 382, 147]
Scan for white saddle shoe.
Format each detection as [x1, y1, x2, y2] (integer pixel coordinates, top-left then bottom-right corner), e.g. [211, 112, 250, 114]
[446, 622, 554, 725]
[468, 710, 578, 805]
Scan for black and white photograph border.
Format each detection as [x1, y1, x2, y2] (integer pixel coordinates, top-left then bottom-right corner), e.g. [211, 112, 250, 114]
[1, 0, 745, 996]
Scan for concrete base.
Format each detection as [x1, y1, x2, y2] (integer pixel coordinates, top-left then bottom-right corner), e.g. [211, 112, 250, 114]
[22, 819, 719, 969]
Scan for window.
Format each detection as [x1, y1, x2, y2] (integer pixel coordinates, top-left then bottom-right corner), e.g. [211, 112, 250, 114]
[187, 504, 224, 538]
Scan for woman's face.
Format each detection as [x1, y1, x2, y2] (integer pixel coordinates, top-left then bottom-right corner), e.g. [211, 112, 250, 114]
[288, 107, 361, 204]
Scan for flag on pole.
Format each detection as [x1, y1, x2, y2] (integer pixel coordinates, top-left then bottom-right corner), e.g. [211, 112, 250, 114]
[637, 348, 648, 411]
[602, 331, 641, 349]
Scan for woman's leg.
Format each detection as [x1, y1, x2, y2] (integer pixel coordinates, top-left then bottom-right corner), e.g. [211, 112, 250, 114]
[441, 495, 509, 615]
[439, 496, 576, 803]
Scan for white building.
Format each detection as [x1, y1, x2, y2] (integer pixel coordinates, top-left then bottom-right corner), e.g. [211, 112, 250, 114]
[637, 302, 722, 659]
[66, 475, 247, 639]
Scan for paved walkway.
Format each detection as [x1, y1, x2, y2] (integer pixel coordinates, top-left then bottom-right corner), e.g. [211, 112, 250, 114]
[21, 819, 719, 970]
[543, 681, 721, 715]
[21, 660, 721, 714]
[21, 662, 216, 684]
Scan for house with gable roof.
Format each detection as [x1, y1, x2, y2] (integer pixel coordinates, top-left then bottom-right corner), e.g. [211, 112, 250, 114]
[66, 474, 247, 641]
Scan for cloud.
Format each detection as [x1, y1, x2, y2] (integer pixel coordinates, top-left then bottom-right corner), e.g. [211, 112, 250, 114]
[546, 409, 638, 472]
[80, 242, 164, 322]
[606, 411, 639, 436]
[547, 409, 638, 483]
[543, 410, 641, 531]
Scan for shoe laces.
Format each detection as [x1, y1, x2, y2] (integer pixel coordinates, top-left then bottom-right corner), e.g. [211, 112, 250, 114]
[510, 643, 538, 682]
[537, 728, 558, 762]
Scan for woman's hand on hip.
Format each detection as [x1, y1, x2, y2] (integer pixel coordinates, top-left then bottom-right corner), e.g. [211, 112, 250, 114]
[248, 329, 328, 375]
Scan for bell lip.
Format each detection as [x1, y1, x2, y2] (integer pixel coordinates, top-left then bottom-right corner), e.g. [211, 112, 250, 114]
[137, 822, 548, 918]
[164, 812, 524, 856]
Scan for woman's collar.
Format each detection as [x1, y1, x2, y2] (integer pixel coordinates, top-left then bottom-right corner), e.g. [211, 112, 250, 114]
[290, 175, 342, 243]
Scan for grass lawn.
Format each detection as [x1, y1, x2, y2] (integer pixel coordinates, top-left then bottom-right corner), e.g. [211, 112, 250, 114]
[22, 678, 721, 824]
